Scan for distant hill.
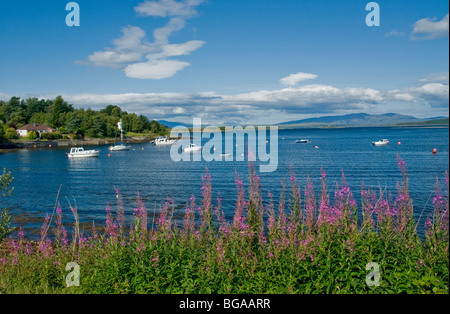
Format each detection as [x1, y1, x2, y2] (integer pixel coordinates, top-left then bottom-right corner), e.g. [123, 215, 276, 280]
[396, 117, 449, 126]
[278, 113, 447, 128]
[158, 120, 192, 128]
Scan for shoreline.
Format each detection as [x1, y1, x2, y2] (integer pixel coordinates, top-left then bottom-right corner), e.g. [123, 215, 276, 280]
[0, 136, 154, 152]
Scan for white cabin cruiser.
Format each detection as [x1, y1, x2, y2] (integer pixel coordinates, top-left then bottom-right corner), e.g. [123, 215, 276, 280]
[372, 139, 389, 146]
[154, 137, 177, 146]
[183, 143, 202, 152]
[67, 147, 100, 159]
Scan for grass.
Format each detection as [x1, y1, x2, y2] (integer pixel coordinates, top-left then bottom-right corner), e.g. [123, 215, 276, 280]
[0, 154, 448, 294]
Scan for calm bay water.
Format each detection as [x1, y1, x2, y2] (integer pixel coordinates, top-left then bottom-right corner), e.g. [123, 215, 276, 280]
[1, 126, 448, 237]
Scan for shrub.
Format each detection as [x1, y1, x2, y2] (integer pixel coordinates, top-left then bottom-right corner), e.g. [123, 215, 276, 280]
[4, 128, 18, 140]
[0, 169, 15, 242]
[27, 131, 37, 140]
[41, 132, 62, 140]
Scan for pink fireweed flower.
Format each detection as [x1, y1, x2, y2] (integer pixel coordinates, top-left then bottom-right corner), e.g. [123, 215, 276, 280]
[40, 214, 51, 242]
[25, 243, 32, 256]
[320, 168, 327, 179]
[18, 228, 25, 240]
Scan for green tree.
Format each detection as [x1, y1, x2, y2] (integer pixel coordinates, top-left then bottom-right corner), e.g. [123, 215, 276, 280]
[131, 114, 144, 133]
[139, 115, 151, 131]
[0, 169, 15, 241]
[111, 106, 122, 118]
[25, 98, 48, 122]
[30, 112, 50, 125]
[50, 96, 73, 128]
[51, 96, 63, 127]
[90, 115, 106, 138]
[1, 97, 21, 122]
[4, 128, 18, 139]
[8, 108, 27, 127]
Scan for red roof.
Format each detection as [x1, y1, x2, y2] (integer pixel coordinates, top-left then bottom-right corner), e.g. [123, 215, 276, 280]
[17, 124, 56, 131]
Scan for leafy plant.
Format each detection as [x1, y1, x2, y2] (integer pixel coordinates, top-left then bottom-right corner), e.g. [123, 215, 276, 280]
[0, 169, 15, 241]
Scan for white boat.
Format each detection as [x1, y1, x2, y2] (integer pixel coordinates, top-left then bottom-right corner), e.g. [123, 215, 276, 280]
[153, 137, 177, 146]
[184, 143, 202, 152]
[109, 119, 131, 151]
[109, 143, 131, 151]
[372, 139, 389, 146]
[220, 153, 232, 157]
[67, 147, 100, 159]
[296, 139, 309, 144]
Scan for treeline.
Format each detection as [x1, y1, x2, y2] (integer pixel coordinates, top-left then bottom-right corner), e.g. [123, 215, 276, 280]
[0, 96, 168, 140]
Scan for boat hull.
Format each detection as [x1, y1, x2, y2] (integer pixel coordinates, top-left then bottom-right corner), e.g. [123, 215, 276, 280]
[68, 152, 100, 158]
[109, 145, 131, 151]
[372, 143, 388, 146]
[184, 148, 202, 152]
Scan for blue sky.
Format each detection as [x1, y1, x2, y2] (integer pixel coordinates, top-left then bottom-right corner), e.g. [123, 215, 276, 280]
[0, 0, 448, 124]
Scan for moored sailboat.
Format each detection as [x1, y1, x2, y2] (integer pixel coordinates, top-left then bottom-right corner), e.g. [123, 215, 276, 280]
[109, 119, 131, 151]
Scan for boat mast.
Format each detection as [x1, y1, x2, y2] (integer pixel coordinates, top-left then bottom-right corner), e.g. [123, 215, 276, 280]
[118, 119, 124, 144]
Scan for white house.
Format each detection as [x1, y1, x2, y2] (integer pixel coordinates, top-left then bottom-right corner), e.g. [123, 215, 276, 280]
[16, 123, 56, 138]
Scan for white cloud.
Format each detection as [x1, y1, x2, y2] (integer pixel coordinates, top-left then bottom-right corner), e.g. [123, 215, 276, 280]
[160, 40, 206, 57]
[57, 77, 446, 123]
[411, 13, 449, 40]
[80, 0, 206, 79]
[125, 59, 191, 79]
[406, 83, 449, 106]
[419, 72, 449, 84]
[280, 72, 318, 86]
[5, 72, 447, 125]
[135, 0, 204, 18]
[173, 107, 186, 114]
[113, 26, 147, 50]
[385, 29, 406, 37]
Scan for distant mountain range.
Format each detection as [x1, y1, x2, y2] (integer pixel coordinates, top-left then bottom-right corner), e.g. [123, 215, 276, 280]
[158, 113, 449, 129]
[278, 113, 449, 128]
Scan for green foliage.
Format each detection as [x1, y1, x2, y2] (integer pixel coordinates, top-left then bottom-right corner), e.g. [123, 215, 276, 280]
[0, 169, 15, 242]
[0, 96, 168, 141]
[27, 131, 37, 140]
[4, 128, 18, 139]
[40, 132, 62, 140]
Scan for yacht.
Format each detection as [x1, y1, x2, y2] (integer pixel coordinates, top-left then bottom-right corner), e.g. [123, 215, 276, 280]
[109, 119, 131, 151]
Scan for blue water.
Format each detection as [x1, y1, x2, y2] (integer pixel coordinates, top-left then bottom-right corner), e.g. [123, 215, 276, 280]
[0, 127, 448, 237]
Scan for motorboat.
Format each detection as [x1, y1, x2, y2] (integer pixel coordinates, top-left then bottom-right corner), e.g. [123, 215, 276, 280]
[67, 147, 100, 159]
[372, 139, 389, 146]
[296, 139, 309, 143]
[154, 137, 177, 146]
[184, 143, 202, 152]
[109, 119, 131, 151]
